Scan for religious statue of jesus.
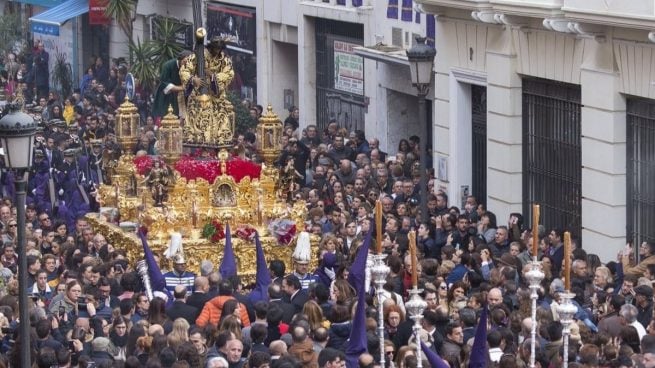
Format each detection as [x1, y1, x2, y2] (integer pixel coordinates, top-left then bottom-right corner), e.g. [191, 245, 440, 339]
[179, 36, 236, 147]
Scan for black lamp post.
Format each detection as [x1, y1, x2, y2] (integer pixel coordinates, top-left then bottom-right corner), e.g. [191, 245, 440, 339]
[0, 104, 37, 368]
[406, 37, 436, 225]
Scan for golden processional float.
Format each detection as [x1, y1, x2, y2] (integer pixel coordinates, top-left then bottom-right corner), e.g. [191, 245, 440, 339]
[92, 96, 318, 284]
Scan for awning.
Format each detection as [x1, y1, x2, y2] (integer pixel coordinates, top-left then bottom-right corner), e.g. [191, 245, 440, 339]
[353, 44, 410, 66]
[29, 0, 89, 36]
[12, 0, 66, 7]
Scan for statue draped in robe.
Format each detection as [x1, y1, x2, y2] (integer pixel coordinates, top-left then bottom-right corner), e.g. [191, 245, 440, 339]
[179, 37, 235, 147]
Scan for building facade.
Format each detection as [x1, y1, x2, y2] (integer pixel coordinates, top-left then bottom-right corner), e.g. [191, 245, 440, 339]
[261, 0, 433, 154]
[416, 0, 655, 261]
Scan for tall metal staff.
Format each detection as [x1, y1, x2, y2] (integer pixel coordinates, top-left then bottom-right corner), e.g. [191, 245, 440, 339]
[556, 232, 576, 368]
[527, 204, 545, 368]
[372, 200, 390, 366]
[405, 231, 426, 368]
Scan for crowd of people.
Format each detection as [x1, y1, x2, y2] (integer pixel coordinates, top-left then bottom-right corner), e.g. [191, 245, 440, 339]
[0, 41, 655, 368]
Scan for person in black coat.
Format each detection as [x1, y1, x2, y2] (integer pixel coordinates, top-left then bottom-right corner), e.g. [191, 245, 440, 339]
[268, 283, 295, 324]
[166, 285, 200, 326]
[89, 337, 116, 366]
[250, 323, 269, 354]
[33, 41, 49, 100]
[265, 304, 284, 346]
[326, 304, 352, 351]
[186, 276, 210, 318]
[283, 274, 309, 314]
[34, 319, 63, 352]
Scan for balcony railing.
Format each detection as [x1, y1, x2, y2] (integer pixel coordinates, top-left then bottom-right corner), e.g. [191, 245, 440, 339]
[303, 0, 371, 8]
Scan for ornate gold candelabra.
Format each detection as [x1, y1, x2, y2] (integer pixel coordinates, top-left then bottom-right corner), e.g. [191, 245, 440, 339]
[256, 104, 285, 217]
[158, 105, 184, 165]
[115, 97, 140, 156]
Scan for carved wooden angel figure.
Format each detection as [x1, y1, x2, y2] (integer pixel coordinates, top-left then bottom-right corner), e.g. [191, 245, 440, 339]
[143, 160, 171, 206]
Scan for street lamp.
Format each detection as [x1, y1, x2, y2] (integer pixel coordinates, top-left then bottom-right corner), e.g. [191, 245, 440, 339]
[0, 104, 37, 368]
[406, 37, 436, 225]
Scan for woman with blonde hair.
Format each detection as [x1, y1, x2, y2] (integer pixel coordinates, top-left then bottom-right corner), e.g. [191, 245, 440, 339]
[331, 279, 355, 305]
[594, 265, 613, 291]
[320, 234, 340, 255]
[167, 318, 190, 350]
[302, 300, 329, 331]
[395, 344, 416, 368]
[134, 335, 153, 364]
[219, 315, 251, 356]
[219, 315, 243, 340]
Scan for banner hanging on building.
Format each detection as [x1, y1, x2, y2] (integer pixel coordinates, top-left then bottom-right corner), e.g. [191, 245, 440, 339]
[206, 2, 256, 55]
[89, 0, 111, 25]
[206, 2, 257, 101]
[333, 40, 364, 96]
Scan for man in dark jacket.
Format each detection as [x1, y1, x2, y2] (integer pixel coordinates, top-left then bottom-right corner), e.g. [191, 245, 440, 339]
[33, 41, 49, 100]
[327, 134, 354, 163]
[635, 285, 654, 329]
[186, 276, 210, 316]
[225, 339, 246, 368]
[268, 283, 295, 324]
[440, 322, 464, 367]
[283, 275, 309, 314]
[488, 226, 511, 259]
[90, 337, 116, 366]
[35, 319, 63, 351]
[166, 285, 199, 325]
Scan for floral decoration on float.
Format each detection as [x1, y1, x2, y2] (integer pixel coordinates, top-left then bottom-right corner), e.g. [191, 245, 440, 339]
[268, 219, 297, 245]
[132, 153, 261, 184]
[173, 154, 261, 183]
[133, 155, 154, 175]
[235, 225, 257, 241]
[202, 220, 225, 242]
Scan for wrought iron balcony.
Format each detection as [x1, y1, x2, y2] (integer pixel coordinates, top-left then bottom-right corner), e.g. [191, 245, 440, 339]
[301, 0, 372, 8]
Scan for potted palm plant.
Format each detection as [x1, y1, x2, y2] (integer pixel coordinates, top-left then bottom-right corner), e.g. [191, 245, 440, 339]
[51, 52, 73, 98]
[128, 39, 158, 95]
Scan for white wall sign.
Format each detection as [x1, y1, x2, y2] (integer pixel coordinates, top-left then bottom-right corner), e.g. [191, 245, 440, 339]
[333, 40, 364, 96]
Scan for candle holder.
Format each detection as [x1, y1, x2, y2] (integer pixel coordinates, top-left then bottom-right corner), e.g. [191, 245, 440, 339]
[256, 105, 283, 167]
[556, 292, 577, 368]
[371, 253, 390, 366]
[115, 97, 140, 156]
[405, 287, 427, 368]
[525, 260, 544, 368]
[158, 105, 183, 166]
[136, 260, 154, 301]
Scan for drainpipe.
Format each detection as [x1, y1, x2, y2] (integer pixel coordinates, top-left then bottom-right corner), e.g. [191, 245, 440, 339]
[72, 17, 79, 84]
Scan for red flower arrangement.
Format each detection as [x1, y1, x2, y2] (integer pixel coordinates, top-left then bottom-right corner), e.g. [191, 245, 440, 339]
[202, 220, 225, 242]
[173, 155, 261, 183]
[235, 225, 257, 241]
[268, 219, 297, 245]
[133, 155, 154, 176]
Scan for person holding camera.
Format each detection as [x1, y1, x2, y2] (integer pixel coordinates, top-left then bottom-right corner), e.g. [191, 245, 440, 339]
[446, 214, 473, 252]
[30, 269, 53, 305]
[417, 222, 437, 259]
[33, 41, 49, 101]
[48, 280, 83, 318]
[35, 318, 63, 351]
